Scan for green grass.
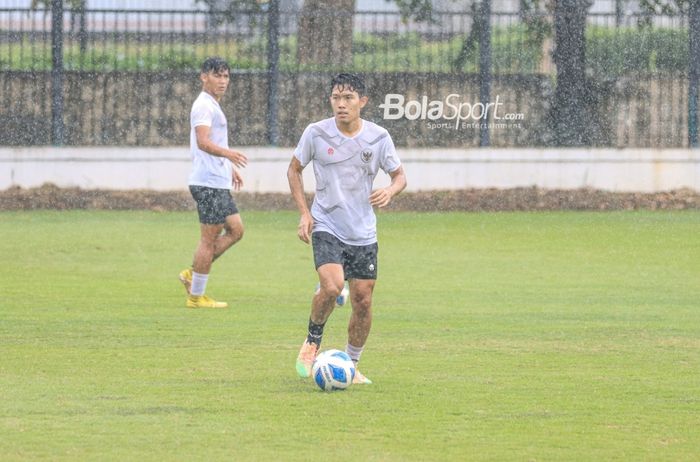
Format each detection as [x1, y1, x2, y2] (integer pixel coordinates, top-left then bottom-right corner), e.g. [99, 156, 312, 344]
[1, 210, 699, 461]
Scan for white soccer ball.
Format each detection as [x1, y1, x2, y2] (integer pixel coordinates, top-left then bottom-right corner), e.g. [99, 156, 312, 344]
[312, 349, 355, 391]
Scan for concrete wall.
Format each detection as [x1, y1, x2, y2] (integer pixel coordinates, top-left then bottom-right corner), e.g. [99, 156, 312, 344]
[1, 147, 698, 193]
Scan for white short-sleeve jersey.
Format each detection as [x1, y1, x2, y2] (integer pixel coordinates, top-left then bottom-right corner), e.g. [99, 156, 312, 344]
[294, 117, 401, 246]
[188, 91, 233, 189]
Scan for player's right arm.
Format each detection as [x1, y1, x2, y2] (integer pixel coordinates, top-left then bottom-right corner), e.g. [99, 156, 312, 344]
[194, 125, 247, 168]
[287, 156, 313, 244]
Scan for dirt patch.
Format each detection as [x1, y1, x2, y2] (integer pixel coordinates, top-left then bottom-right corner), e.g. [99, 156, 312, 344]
[1, 184, 698, 212]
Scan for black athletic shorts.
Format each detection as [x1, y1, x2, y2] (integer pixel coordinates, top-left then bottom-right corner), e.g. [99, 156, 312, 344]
[312, 231, 378, 280]
[189, 185, 238, 224]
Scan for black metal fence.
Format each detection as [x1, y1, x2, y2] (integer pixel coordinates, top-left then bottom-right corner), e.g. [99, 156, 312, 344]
[0, 7, 538, 73]
[1, 7, 690, 75]
[0, 4, 696, 147]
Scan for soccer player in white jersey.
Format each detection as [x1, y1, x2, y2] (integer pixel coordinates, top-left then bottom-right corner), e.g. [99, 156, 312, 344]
[287, 73, 407, 384]
[178, 57, 248, 308]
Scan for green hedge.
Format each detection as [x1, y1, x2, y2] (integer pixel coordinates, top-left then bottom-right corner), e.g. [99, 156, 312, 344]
[0, 25, 688, 74]
[587, 25, 687, 76]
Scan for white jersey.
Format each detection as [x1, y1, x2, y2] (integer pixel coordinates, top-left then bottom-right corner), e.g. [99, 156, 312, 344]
[294, 117, 401, 246]
[188, 91, 233, 189]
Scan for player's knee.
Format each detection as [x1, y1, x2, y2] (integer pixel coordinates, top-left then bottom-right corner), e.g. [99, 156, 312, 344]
[226, 223, 244, 243]
[319, 281, 344, 299]
[351, 290, 372, 311]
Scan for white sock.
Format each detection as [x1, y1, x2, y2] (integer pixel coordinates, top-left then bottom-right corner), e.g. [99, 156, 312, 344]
[190, 272, 208, 296]
[346, 343, 364, 364]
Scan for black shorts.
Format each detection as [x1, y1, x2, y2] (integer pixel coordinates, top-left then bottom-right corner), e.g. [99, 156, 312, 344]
[312, 231, 378, 280]
[189, 185, 239, 224]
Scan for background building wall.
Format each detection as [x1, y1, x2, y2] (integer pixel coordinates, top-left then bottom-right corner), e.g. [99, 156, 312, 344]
[2, 147, 698, 193]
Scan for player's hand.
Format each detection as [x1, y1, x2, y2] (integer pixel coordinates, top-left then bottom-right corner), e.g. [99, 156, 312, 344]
[228, 149, 248, 168]
[369, 187, 393, 208]
[297, 211, 313, 244]
[232, 169, 244, 191]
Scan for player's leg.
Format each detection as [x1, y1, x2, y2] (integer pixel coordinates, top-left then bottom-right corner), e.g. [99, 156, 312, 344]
[212, 192, 243, 260]
[181, 196, 242, 293]
[193, 222, 225, 275]
[181, 186, 228, 308]
[296, 232, 346, 377]
[346, 278, 375, 384]
[186, 222, 228, 308]
[212, 212, 244, 261]
[296, 263, 344, 377]
[347, 279, 375, 350]
[314, 280, 349, 306]
[313, 263, 345, 326]
[343, 241, 378, 384]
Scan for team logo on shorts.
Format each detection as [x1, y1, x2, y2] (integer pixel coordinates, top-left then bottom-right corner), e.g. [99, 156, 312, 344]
[361, 149, 373, 163]
[327, 147, 334, 155]
[369, 263, 375, 271]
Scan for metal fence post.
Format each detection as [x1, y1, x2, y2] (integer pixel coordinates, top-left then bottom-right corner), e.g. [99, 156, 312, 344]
[51, 0, 65, 146]
[689, 0, 700, 148]
[77, 0, 88, 57]
[266, 0, 280, 146]
[479, 0, 492, 147]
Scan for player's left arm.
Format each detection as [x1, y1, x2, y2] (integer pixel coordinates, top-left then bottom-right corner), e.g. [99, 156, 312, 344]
[369, 165, 407, 208]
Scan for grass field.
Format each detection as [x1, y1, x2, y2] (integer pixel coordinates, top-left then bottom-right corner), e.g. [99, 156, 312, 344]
[1, 210, 699, 461]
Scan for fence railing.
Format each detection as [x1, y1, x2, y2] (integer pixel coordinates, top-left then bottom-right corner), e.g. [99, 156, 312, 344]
[0, 5, 697, 148]
[0, 7, 690, 76]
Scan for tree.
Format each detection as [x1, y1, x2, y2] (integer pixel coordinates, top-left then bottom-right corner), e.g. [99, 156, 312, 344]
[392, 0, 435, 22]
[31, 0, 83, 8]
[195, 0, 261, 28]
[197, 0, 355, 69]
[548, 0, 593, 146]
[638, 0, 691, 14]
[296, 0, 355, 69]
[296, 0, 477, 72]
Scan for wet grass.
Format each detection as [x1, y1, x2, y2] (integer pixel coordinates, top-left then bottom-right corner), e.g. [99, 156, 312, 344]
[0, 210, 699, 461]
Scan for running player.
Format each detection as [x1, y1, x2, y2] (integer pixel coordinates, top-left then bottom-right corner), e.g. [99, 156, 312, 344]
[287, 73, 407, 383]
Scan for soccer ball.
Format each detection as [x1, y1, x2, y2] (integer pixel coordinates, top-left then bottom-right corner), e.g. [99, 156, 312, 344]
[312, 349, 355, 391]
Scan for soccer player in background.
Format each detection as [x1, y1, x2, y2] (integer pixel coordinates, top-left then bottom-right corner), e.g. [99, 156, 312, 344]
[287, 73, 407, 384]
[178, 57, 247, 308]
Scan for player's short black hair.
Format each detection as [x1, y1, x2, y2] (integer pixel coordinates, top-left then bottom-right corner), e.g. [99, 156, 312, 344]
[330, 73, 366, 97]
[201, 57, 230, 74]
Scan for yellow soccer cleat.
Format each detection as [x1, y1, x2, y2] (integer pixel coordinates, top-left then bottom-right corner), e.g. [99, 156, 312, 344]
[178, 268, 193, 295]
[295, 340, 319, 378]
[186, 295, 228, 309]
